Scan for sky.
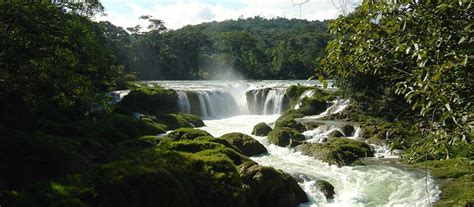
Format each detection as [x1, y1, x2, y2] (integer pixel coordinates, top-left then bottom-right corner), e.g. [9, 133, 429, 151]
[94, 0, 359, 30]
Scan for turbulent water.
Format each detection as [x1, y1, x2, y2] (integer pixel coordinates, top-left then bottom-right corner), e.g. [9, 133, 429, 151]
[200, 115, 440, 207]
[146, 80, 440, 206]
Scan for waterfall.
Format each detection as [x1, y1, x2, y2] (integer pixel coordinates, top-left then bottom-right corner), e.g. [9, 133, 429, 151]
[109, 90, 130, 103]
[300, 99, 350, 120]
[177, 91, 191, 113]
[178, 90, 240, 118]
[302, 125, 340, 143]
[246, 88, 288, 115]
[294, 90, 315, 109]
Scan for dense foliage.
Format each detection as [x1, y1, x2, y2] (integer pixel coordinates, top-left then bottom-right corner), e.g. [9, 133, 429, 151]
[0, 2, 130, 127]
[320, 1, 473, 161]
[105, 17, 330, 80]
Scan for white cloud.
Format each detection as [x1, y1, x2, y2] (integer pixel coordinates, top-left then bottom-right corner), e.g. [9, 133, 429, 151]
[95, 0, 359, 30]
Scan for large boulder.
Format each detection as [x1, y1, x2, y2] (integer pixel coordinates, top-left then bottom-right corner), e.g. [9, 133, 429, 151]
[154, 113, 205, 130]
[238, 162, 309, 207]
[166, 128, 211, 141]
[267, 127, 305, 147]
[118, 86, 179, 116]
[295, 138, 374, 166]
[252, 122, 272, 136]
[274, 112, 306, 132]
[221, 133, 268, 156]
[315, 180, 335, 200]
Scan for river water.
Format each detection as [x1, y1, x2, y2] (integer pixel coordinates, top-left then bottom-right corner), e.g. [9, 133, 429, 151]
[146, 80, 441, 207]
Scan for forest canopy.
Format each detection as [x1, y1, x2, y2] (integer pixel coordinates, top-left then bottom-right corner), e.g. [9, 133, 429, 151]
[105, 16, 331, 80]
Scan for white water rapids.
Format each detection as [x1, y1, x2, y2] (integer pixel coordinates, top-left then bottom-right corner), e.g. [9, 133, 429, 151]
[200, 114, 440, 207]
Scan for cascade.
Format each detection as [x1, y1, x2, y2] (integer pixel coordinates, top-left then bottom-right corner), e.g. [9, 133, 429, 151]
[294, 90, 315, 109]
[177, 90, 240, 118]
[119, 80, 440, 206]
[177, 91, 191, 114]
[246, 87, 289, 115]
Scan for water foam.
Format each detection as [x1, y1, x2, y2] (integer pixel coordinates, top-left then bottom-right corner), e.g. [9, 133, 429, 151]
[200, 115, 440, 207]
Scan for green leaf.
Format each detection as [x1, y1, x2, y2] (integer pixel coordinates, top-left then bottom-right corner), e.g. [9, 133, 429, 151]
[461, 55, 468, 66]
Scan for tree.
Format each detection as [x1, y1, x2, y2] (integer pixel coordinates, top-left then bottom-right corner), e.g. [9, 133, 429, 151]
[0, 2, 128, 127]
[320, 1, 473, 160]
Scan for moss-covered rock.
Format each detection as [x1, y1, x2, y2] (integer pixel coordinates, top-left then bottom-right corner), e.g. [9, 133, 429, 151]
[329, 130, 344, 138]
[274, 111, 306, 132]
[315, 180, 335, 200]
[118, 86, 179, 116]
[166, 128, 212, 141]
[285, 85, 317, 109]
[154, 113, 204, 130]
[194, 136, 242, 153]
[252, 122, 272, 136]
[238, 162, 308, 207]
[178, 113, 205, 127]
[42, 113, 167, 144]
[295, 138, 374, 166]
[411, 159, 474, 207]
[107, 139, 155, 161]
[221, 133, 268, 156]
[267, 127, 305, 147]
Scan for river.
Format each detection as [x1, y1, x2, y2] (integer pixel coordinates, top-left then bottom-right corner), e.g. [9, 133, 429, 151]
[144, 80, 441, 207]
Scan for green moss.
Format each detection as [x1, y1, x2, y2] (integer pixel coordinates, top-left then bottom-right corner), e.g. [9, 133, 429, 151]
[411, 159, 474, 207]
[267, 127, 305, 147]
[166, 128, 212, 141]
[107, 139, 155, 161]
[285, 85, 317, 108]
[177, 113, 205, 127]
[139, 135, 161, 145]
[295, 138, 374, 166]
[160, 139, 225, 154]
[274, 111, 306, 132]
[220, 133, 268, 156]
[18, 149, 248, 207]
[118, 86, 179, 116]
[154, 113, 205, 130]
[237, 161, 308, 207]
[315, 180, 335, 199]
[194, 136, 242, 153]
[40, 113, 166, 143]
[251, 122, 272, 136]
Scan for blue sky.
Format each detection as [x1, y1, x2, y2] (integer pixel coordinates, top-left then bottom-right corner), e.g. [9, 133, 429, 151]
[95, 0, 359, 30]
